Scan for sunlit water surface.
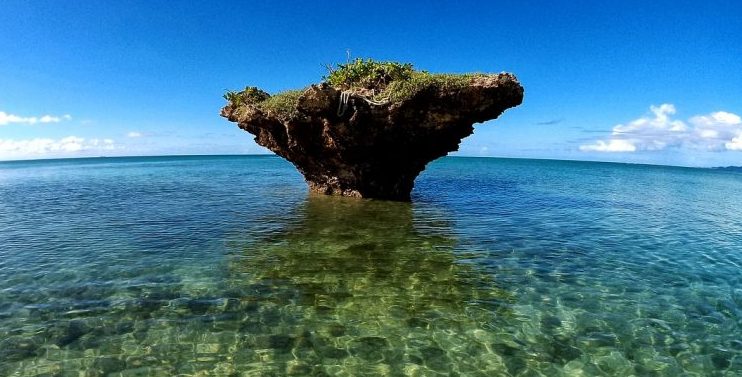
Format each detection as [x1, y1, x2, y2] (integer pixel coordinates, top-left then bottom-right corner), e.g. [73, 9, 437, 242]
[1, 156, 741, 376]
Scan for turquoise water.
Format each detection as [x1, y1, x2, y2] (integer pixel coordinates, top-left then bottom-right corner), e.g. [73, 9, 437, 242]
[1, 155, 741, 376]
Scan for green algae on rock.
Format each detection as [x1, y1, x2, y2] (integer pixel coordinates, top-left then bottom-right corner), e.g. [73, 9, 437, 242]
[221, 59, 524, 200]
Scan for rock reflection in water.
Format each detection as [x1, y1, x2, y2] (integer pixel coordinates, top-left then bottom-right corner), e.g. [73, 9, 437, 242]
[0, 195, 514, 377]
[225, 195, 513, 375]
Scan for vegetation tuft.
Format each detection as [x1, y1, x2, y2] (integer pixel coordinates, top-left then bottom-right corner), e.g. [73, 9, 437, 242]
[223, 86, 270, 107]
[323, 58, 414, 90]
[223, 86, 305, 119]
[260, 89, 304, 118]
[224, 58, 489, 118]
[377, 72, 485, 103]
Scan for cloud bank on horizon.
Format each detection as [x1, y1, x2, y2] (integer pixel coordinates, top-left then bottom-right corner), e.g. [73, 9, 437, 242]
[1, 105, 741, 164]
[0, 111, 72, 126]
[580, 104, 742, 153]
[0, 136, 115, 158]
[0, 110, 117, 159]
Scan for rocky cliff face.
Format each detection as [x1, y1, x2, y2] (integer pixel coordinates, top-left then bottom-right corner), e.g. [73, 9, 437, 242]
[221, 73, 523, 200]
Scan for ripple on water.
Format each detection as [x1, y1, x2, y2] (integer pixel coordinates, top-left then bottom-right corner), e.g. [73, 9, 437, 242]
[1, 156, 741, 375]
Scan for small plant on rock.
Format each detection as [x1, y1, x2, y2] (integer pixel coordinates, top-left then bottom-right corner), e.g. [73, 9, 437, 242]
[223, 86, 270, 107]
[323, 58, 414, 90]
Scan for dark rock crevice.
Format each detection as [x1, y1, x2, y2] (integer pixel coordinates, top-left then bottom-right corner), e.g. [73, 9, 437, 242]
[221, 73, 524, 200]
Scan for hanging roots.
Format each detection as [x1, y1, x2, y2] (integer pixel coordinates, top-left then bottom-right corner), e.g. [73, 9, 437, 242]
[361, 96, 390, 106]
[337, 91, 390, 118]
[337, 91, 351, 117]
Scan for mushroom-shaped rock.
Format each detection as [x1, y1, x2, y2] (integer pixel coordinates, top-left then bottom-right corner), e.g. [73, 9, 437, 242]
[221, 69, 523, 201]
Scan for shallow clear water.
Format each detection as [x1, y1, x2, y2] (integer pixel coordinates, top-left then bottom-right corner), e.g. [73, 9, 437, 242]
[0, 155, 741, 376]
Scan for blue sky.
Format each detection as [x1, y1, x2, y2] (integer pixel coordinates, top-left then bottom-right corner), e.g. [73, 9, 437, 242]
[1, 1, 741, 166]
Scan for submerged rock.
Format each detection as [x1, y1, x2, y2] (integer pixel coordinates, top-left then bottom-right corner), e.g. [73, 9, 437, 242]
[221, 67, 523, 200]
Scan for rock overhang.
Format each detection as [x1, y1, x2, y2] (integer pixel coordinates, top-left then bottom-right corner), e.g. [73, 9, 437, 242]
[221, 70, 523, 201]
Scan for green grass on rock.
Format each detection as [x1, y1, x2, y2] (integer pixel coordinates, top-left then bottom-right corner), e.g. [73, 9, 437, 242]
[224, 58, 490, 119]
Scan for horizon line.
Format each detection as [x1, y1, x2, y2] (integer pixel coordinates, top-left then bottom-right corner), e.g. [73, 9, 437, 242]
[0, 153, 738, 170]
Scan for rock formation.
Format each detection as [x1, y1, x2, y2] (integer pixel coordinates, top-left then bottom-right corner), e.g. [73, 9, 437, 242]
[221, 72, 523, 200]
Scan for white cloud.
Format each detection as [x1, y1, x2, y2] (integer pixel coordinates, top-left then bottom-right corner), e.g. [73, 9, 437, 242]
[127, 131, 143, 138]
[0, 136, 115, 159]
[581, 104, 742, 153]
[0, 111, 72, 126]
[690, 111, 741, 126]
[726, 135, 742, 151]
[580, 139, 637, 152]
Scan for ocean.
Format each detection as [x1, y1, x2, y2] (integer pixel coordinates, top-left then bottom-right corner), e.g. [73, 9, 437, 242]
[0, 155, 740, 376]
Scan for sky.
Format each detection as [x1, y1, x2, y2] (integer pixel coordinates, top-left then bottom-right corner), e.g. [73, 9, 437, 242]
[1, 1, 741, 166]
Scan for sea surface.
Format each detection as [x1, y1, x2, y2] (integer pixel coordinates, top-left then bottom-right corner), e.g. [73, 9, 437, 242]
[1, 155, 741, 376]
